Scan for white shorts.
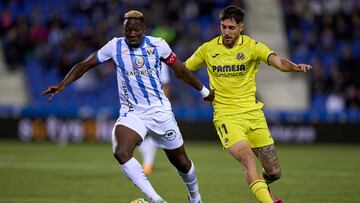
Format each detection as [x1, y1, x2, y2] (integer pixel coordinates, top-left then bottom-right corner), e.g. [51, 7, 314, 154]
[111, 111, 183, 152]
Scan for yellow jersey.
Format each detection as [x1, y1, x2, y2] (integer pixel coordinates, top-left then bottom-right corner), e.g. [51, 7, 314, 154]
[185, 34, 274, 119]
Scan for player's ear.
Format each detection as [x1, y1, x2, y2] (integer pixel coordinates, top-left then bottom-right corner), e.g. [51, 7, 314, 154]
[239, 22, 244, 32]
[142, 24, 147, 33]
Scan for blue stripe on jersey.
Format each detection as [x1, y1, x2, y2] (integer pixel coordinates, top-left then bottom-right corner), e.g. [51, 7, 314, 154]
[144, 37, 161, 80]
[116, 39, 138, 104]
[128, 46, 151, 105]
[144, 37, 164, 104]
[141, 47, 163, 105]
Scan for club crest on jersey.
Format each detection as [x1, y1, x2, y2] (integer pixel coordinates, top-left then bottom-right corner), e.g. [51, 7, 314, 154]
[132, 56, 145, 68]
[146, 47, 155, 55]
[236, 52, 245, 60]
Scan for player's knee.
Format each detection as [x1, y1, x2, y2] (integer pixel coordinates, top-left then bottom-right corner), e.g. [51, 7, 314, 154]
[177, 162, 190, 173]
[264, 169, 281, 182]
[270, 171, 281, 181]
[172, 157, 191, 173]
[113, 147, 132, 164]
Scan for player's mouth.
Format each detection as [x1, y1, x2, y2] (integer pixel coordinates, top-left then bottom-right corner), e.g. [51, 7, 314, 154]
[129, 37, 137, 42]
[129, 38, 139, 45]
[224, 36, 232, 42]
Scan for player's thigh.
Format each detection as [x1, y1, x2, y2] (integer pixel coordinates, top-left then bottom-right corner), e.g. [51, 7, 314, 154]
[248, 127, 274, 148]
[148, 112, 184, 150]
[247, 110, 274, 148]
[248, 116, 280, 173]
[111, 113, 147, 153]
[227, 139, 255, 163]
[214, 118, 248, 149]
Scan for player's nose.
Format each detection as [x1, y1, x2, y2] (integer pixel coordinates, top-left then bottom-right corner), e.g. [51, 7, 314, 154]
[224, 28, 231, 35]
[129, 31, 137, 36]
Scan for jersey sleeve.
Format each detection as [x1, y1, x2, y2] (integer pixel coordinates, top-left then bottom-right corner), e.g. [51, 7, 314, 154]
[159, 62, 170, 84]
[96, 38, 117, 63]
[157, 38, 178, 66]
[254, 41, 274, 65]
[158, 38, 172, 60]
[185, 44, 206, 71]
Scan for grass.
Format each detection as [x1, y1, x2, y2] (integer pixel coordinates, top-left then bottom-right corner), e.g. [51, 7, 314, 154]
[0, 141, 359, 203]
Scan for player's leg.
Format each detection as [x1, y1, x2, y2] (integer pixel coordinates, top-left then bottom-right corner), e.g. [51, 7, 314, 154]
[253, 144, 281, 184]
[163, 145, 202, 203]
[247, 109, 282, 202]
[149, 110, 202, 203]
[215, 117, 273, 203]
[112, 117, 164, 202]
[227, 140, 273, 203]
[253, 144, 282, 203]
[138, 136, 157, 175]
[247, 109, 281, 185]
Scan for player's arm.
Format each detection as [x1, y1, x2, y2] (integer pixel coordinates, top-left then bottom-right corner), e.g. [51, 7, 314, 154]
[42, 53, 98, 99]
[268, 54, 312, 72]
[159, 63, 171, 98]
[164, 53, 214, 101]
[162, 83, 171, 98]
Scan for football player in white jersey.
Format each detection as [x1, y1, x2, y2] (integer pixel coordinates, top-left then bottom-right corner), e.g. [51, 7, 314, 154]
[138, 64, 171, 175]
[42, 10, 214, 203]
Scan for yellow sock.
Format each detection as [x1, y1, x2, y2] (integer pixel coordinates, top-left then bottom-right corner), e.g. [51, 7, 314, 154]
[250, 180, 273, 203]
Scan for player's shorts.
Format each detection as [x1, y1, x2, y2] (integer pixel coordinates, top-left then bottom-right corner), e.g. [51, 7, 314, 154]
[213, 109, 274, 149]
[111, 110, 183, 152]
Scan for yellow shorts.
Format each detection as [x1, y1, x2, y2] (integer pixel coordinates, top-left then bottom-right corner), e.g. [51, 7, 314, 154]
[213, 109, 274, 149]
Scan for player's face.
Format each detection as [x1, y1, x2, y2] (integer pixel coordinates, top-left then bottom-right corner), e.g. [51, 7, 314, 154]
[220, 18, 244, 48]
[124, 19, 145, 47]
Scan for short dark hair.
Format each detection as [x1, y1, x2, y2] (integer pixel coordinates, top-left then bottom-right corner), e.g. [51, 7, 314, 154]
[220, 5, 245, 23]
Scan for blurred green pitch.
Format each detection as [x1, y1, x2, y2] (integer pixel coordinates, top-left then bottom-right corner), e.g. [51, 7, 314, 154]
[0, 141, 359, 203]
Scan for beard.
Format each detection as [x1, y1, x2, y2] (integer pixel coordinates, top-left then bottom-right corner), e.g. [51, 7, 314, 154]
[223, 36, 237, 48]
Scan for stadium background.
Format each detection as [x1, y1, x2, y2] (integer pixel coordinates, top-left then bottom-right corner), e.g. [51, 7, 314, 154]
[0, 0, 359, 203]
[0, 0, 359, 143]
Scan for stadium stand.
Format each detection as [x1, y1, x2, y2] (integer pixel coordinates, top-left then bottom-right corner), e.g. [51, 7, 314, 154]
[247, 0, 309, 110]
[0, 37, 28, 106]
[281, 0, 360, 113]
[0, 0, 359, 122]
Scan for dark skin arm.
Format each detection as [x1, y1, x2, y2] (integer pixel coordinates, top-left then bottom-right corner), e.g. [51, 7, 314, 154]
[42, 53, 98, 99]
[162, 83, 171, 99]
[170, 59, 214, 101]
[43, 51, 214, 101]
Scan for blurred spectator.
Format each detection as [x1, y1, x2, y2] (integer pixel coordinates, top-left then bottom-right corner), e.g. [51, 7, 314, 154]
[282, 0, 360, 113]
[2, 0, 358, 120]
[325, 88, 345, 113]
[0, 0, 242, 111]
[345, 85, 360, 110]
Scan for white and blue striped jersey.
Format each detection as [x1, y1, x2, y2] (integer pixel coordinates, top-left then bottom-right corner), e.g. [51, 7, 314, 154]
[159, 62, 170, 85]
[96, 36, 173, 115]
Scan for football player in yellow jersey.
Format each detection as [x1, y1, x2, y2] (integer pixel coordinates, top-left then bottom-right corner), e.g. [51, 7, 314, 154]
[185, 5, 311, 203]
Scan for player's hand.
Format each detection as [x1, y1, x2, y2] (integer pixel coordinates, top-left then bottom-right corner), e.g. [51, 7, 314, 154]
[204, 89, 215, 101]
[295, 64, 312, 72]
[41, 84, 64, 100]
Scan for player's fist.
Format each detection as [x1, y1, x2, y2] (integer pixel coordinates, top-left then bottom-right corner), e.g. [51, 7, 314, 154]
[41, 84, 64, 100]
[204, 89, 215, 101]
[295, 64, 312, 72]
